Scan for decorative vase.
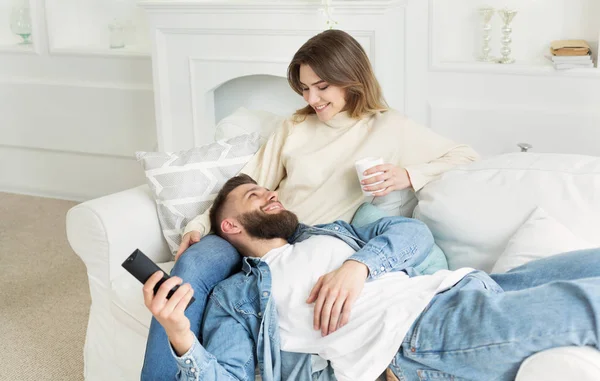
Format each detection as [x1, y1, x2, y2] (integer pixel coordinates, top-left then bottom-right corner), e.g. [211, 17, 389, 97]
[10, 5, 33, 45]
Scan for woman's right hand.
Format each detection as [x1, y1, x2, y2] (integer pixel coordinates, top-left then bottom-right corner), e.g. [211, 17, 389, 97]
[175, 231, 201, 262]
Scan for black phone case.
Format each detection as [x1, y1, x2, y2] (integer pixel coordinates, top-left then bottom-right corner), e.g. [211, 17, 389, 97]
[122, 249, 195, 309]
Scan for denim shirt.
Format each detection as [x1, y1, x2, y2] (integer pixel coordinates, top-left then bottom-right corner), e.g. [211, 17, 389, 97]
[171, 216, 434, 381]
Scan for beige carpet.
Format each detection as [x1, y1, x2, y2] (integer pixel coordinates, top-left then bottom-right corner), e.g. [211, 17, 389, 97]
[0, 192, 88, 381]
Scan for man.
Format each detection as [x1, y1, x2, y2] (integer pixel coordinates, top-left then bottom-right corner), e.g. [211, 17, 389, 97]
[143, 174, 600, 381]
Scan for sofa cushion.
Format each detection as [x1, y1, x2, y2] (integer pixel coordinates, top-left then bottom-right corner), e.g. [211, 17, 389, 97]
[215, 107, 285, 145]
[492, 207, 593, 273]
[414, 153, 600, 272]
[516, 346, 600, 381]
[136, 133, 261, 255]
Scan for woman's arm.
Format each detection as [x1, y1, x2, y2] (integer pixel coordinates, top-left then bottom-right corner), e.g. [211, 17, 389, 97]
[360, 116, 479, 196]
[400, 118, 480, 191]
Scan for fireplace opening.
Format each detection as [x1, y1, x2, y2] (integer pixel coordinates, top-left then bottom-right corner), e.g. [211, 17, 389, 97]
[213, 74, 305, 123]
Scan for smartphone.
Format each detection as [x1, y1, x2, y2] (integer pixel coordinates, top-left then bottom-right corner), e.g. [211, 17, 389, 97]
[122, 249, 195, 309]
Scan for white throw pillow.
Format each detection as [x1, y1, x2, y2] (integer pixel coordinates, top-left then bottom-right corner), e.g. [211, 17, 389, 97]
[136, 133, 261, 255]
[215, 107, 286, 144]
[491, 207, 593, 273]
[414, 152, 600, 272]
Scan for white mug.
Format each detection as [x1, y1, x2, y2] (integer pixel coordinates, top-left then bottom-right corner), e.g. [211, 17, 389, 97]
[355, 157, 384, 196]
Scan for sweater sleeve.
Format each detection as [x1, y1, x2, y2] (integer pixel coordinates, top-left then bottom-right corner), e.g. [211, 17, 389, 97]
[183, 120, 292, 237]
[400, 118, 480, 191]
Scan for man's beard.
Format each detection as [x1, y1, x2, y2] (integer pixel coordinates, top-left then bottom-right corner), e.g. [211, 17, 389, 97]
[237, 208, 299, 240]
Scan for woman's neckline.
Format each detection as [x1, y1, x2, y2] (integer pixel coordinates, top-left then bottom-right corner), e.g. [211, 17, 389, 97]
[323, 110, 363, 129]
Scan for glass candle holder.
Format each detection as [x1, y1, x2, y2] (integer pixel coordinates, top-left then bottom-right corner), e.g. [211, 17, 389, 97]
[109, 19, 126, 49]
[478, 7, 495, 62]
[497, 8, 518, 64]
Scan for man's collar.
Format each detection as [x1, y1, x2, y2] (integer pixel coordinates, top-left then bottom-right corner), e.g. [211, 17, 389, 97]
[241, 256, 261, 275]
[287, 223, 311, 243]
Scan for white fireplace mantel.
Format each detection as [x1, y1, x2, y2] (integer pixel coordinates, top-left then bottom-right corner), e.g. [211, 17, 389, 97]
[139, 0, 414, 152]
[139, 1, 409, 14]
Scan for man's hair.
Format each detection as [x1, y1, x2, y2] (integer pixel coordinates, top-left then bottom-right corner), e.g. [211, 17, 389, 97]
[209, 174, 257, 237]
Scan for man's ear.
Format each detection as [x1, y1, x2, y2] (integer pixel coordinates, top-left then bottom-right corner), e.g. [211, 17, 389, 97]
[221, 218, 242, 236]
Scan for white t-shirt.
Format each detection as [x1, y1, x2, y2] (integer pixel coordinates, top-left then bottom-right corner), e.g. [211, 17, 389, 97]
[262, 235, 473, 381]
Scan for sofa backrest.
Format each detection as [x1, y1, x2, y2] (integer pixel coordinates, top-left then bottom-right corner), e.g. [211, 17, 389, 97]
[414, 153, 600, 272]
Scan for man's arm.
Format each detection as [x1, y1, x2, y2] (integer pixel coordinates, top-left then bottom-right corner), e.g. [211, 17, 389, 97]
[143, 272, 256, 381]
[308, 216, 434, 336]
[344, 216, 434, 278]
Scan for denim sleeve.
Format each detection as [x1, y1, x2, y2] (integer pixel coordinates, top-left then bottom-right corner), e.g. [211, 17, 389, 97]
[171, 298, 256, 381]
[343, 216, 434, 280]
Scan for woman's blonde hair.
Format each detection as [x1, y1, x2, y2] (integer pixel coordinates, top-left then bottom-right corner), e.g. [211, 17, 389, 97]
[287, 29, 388, 122]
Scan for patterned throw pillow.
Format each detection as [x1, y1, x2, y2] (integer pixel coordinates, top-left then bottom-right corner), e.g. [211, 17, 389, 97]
[136, 133, 261, 255]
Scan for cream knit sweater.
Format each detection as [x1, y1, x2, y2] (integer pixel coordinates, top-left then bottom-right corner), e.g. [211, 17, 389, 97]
[183, 109, 479, 237]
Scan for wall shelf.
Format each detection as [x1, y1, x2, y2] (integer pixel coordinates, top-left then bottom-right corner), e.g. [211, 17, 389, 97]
[45, 0, 150, 58]
[431, 60, 600, 78]
[50, 44, 150, 58]
[0, 43, 37, 54]
[429, 0, 600, 77]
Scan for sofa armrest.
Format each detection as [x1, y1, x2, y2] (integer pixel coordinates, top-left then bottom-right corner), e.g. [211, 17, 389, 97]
[66, 184, 171, 287]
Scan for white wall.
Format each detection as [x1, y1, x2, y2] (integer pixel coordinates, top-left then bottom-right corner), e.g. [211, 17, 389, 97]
[410, 0, 600, 157]
[2, 0, 600, 201]
[0, 0, 156, 201]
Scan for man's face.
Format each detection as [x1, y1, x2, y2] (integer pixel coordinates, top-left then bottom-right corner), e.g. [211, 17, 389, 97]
[225, 184, 299, 240]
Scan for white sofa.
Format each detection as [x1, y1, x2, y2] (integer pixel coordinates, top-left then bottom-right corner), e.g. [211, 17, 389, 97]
[67, 152, 600, 381]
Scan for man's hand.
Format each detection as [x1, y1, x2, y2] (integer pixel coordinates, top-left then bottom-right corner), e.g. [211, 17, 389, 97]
[143, 271, 196, 356]
[306, 260, 369, 336]
[175, 231, 201, 261]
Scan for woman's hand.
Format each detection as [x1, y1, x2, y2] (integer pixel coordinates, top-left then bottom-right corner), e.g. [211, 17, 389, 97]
[175, 231, 201, 261]
[306, 260, 368, 336]
[361, 164, 412, 197]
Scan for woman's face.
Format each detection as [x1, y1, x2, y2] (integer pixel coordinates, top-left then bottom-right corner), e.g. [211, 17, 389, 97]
[299, 64, 346, 122]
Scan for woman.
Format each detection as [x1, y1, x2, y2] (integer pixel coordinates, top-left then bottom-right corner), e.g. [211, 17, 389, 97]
[141, 29, 478, 379]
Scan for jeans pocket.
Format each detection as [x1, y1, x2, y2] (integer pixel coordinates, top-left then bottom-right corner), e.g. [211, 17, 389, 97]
[417, 369, 470, 381]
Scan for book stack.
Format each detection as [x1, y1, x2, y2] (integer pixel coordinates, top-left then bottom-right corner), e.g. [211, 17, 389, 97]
[550, 40, 594, 70]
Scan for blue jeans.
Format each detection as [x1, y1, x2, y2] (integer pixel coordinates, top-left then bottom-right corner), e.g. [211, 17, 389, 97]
[391, 248, 600, 381]
[141, 235, 241, 381]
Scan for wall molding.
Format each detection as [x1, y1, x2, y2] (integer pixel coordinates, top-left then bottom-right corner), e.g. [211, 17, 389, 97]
[428, 101, 600, 117]
[427, 101, 600, 157]
[0, 45, 39, 55]
[0, 183, 91, 203]
[0, 77, 153, 91]
[429, 62, 600, 78]
[0, 143, 137, 160]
